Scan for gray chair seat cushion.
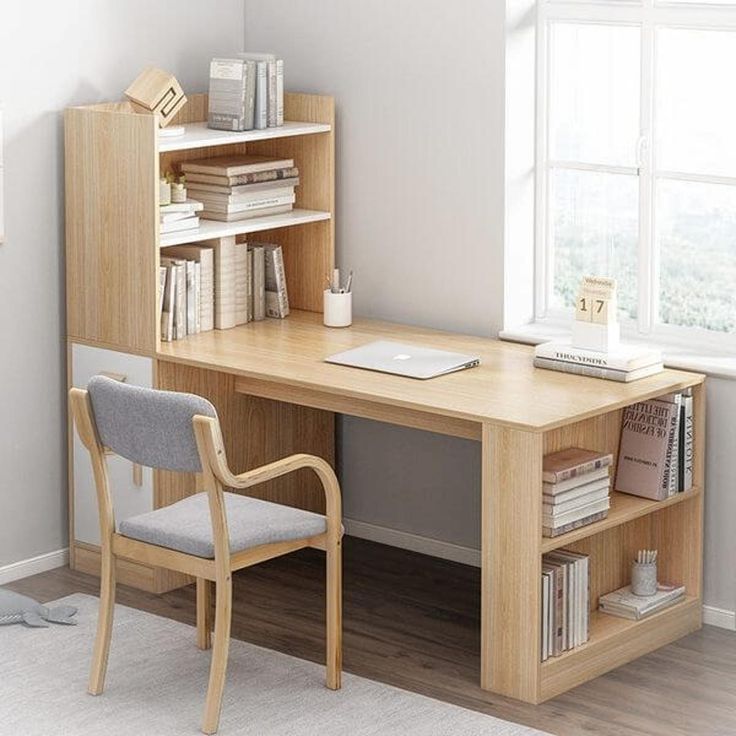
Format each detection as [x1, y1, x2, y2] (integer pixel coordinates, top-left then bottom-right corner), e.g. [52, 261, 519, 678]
[119, 492, 328, 559]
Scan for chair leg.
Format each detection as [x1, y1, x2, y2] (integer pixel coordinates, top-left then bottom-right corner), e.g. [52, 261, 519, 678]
[326, 536, 342, 690]
[196, 578, 213, 651]
[88, 546, 116, 695]
[201, 574, 233, 735]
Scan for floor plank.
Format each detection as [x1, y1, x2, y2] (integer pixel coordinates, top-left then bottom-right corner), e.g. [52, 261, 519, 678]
[7, 537, 735, 736]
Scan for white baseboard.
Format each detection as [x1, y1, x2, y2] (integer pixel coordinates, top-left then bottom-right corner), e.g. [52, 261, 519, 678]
[0, 548, 69, 586]
[703, 605, 736, 631]
[345, 520, 736, 633]
[344, 518, 481, 567]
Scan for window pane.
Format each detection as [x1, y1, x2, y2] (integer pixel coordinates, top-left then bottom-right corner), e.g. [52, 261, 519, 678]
[656, 29, 736, 177]
[551, 169, 639, 319]
[658, 179, 736, 333]
[550, 23, 640, 167]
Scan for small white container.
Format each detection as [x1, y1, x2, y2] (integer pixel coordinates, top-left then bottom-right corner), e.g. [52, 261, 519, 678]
[323, 289, 352, 328]
[572, 319, 621, 352]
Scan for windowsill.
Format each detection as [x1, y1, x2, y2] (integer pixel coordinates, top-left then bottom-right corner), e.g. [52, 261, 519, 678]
[500, 321, 736, 381]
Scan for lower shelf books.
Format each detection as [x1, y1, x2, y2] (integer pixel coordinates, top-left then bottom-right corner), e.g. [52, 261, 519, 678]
[599, 583, 685, 620]
[541, 550, 589, 661]
[159, 238, 290, 342]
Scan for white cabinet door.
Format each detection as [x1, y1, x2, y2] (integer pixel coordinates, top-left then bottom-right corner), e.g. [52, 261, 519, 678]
[71, 343, 154, 546]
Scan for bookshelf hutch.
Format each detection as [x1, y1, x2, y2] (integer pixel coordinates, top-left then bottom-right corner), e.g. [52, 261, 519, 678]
[65, 91, 705, 704]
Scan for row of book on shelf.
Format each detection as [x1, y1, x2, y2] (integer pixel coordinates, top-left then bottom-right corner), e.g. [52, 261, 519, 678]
[541, 548, 685, 661]
[158, 238, 289, 342]
[159, 155, 300, 235]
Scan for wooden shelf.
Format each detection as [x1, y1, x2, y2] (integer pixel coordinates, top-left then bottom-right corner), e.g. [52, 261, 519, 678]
[159, 208, 332, 248]
[540, 595, 701, 700]
[158, 120, 331, 153]
[541, 486, 702, 553]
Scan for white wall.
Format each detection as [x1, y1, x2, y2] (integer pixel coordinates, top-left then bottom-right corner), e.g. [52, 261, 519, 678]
[0, 0, 244, 568]
[245, 0, 736, 616]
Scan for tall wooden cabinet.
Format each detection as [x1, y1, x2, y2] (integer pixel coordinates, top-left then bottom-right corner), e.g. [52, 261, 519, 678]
[65, 93, 336, 592]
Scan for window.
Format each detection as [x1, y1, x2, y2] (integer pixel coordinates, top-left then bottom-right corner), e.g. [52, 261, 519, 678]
[536, 0, 736, 346]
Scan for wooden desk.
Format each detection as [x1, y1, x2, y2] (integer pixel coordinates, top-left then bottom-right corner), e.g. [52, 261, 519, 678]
[157, 310, 705, 704]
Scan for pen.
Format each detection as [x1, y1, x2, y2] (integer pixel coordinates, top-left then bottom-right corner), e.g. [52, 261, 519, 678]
[345, 270, 353, 293]
[331, 268, 340, 294]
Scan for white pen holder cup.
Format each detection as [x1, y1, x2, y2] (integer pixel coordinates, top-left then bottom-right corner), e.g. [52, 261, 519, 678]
[323, 289, 352, 328]
[631, 561, 658, 597]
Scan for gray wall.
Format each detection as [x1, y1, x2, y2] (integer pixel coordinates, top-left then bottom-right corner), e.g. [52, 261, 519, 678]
[245, 0, 736, 614]
[0, 0, 244, 567]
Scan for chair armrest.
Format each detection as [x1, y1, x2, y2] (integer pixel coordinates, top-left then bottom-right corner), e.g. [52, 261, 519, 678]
[193, 416, 341, 536]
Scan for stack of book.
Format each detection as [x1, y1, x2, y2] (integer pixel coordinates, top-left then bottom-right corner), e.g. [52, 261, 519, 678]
[599, 583, 685, 620]
[158, 237, 289, 342]
[534, 341, 663, 382]
[160, 199, 203, 234]
[181, 155, 298, 222]
[208, 53, 284, 132]
[543, 448, 613, 538]
[541, 550, 589, 661]
[615, 390, 694, 500]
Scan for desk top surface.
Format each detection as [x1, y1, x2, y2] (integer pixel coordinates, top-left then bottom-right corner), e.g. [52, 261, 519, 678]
[157, 311, 703, 432]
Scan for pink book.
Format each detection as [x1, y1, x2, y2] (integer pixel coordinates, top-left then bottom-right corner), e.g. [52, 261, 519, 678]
[615, 399, 679, 500]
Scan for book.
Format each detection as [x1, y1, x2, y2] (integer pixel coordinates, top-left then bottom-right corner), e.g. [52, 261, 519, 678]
[262, 243, 290, 318]
[186, 177, 299, 197]
[208, 58, 256, 131]
[160, 258, 187, 340]
[160, 211, 195, 224]
[181, 154, 294, 178]
[658, 393, 682, 495]
[160, 216, 200, 234]
[249, 245, 266, 321]
[615, 398, 681, 500]
[543, 509, 608, 538]
[161, 245, 214, 333]
[533, 357, 664, 382]
[158, 266, 166, 329]
[160, 264, 176, 342]
[542, 486, 610, 516]
[542, 571, 550, 662]
[542, 497, 610, 528]
[599, 583, 685, 620]
[185, 260, 197, 335]
[159, 199, 204, 214]
[184, 167, 300, 187]
[543, 448, 614, 484]
[681, 393, 694, 491]
[246, 248, 254, 323]
[254, 60, 268, 130]
[238, 52, 284, 127]
[535, 341, 663, 371]
[543, 474, 610, 501]
[234, 243, 248, 326]
[202, 236, 236, 330]
[193, 262, 201, 334]
[195, 192, 295, 214]
[200, 204, 292, 222]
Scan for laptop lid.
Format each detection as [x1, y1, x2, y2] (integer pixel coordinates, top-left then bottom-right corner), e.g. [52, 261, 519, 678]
[325, 340, 481, 380]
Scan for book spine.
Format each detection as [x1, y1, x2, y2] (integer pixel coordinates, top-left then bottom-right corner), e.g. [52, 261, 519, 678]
[175, 263, 186, 340]
[246, 248, 254, 322]
[208, 236, 237, 330]
[194, 262, 201, 334]
[275, 59, 284, 126]
[267, 60, 277, 127]
[185, 260, 196, 336]
[534, 357, 628, 382]
[254, 60, 268, 129]
[251, 246, 266, 321]
[661, 398, 680, 497]
[244, 60, 256, 131]
[234, 243, 248, 326]
[684, 395, 694, 491]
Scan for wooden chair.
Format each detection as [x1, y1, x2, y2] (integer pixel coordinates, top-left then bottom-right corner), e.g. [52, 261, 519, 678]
[70, 376, 342, 735]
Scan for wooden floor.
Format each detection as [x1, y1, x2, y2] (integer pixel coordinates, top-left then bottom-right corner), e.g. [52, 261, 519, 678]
[9, 537, 736, 736]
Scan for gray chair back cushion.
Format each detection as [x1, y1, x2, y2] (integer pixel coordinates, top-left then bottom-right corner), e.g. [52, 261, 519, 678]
[86, 376, 217, 473]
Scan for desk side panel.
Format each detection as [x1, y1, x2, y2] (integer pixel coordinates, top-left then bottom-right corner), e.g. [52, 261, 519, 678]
[65, 107, 158, 353]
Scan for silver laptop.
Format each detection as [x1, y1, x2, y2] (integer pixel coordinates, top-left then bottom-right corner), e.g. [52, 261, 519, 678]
[325, 340, 480, 380]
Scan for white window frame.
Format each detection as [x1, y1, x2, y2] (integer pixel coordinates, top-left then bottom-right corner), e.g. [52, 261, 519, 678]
[535, 0, 736, 352]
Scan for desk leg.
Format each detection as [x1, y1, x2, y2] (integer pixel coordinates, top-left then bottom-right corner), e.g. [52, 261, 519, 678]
[480, 423, 542, 703]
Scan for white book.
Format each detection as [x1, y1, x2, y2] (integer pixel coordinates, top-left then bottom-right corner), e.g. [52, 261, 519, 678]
[158, 266, 166, 328]
[193, 262, 201, 334]
[246, 248, 254, 322]
[160, 216, 200, 234]
[534, 341, 662, 371]
[542, 497, 610, 528]
[249, 245, 266, 321]
[202, 236, 236, 330]
[599, 584, 685, 620]
[187, 185, 295, 205]
[254, 60, 268, 130]
[542, 486, 610, 516]
[160, 264, 176, 342]
[159, 199, 204, 214]
[234, 243, 248, 325]
[683, 394, 694, 491]
[160, 211, 194, 224]
[162, 245, 214, 333]
[534, 357, 664, 383]
[258, 243, 289, 319]
[195, 193, 295, 214]
[543, 470, 610, 497]
[275, 58, 284, 126]
[542, 572, 550, 662]
[185, 260, 196, 336]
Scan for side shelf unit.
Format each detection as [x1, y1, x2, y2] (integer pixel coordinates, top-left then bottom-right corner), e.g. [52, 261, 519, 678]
[65, 92, 336, 592]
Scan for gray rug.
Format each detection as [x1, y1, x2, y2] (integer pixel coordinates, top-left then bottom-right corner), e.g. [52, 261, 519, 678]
[0, 594, 549, 735]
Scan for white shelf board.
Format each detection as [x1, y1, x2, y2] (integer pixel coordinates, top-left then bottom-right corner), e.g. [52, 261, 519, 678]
[158, 121, 331, 153]
[159, 208, 331, 247]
